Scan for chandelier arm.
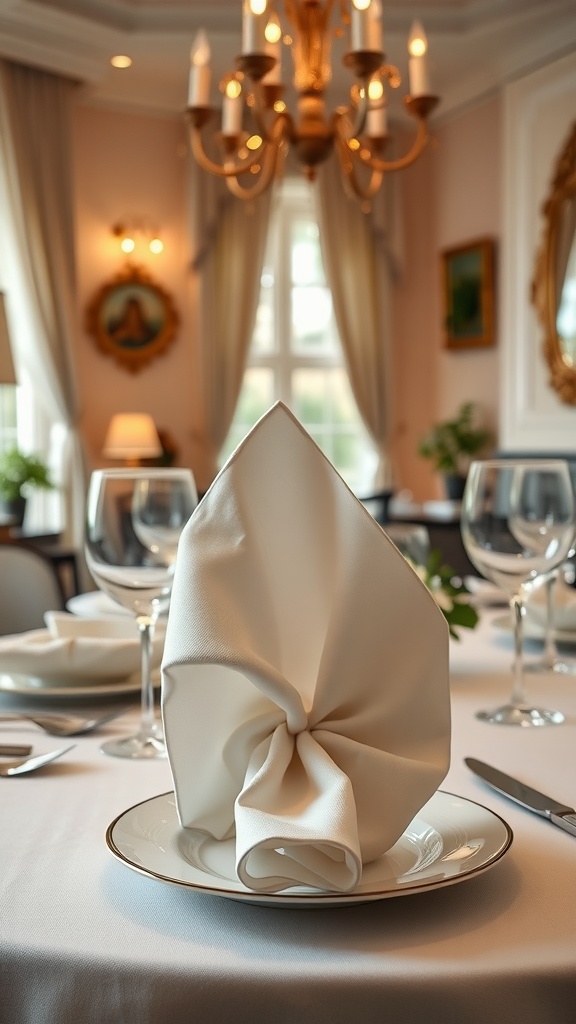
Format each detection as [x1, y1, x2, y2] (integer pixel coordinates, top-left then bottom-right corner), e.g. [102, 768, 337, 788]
[357, 117, 431, 173]
[249, 95, 293, 148]
[333, 127, 383, 203]
[224, 134, 285, 201]
[189, 126, 265, 179]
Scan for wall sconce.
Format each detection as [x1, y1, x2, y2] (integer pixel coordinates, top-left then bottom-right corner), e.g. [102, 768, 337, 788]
[0, 292, 17, 385]
[112, 219, 164, 256]
[102, 412, 163, 466]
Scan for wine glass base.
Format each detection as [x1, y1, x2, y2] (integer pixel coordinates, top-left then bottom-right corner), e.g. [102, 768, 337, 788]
[552, 660, 576, 675]
[101, 731, 167, 759]
[476, 705, 565, 727]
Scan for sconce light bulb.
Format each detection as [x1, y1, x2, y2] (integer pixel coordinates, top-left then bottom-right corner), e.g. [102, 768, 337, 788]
[149, 238, 164, 254]
[408, 20, 427, 57]
[352, 0, 371, 11]
[120, 237, 135, 253]
[249, 0, 267, 14]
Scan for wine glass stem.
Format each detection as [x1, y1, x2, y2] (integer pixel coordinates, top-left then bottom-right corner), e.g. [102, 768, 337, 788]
[543, 574, 558, 668]
[510, 593, 527, 709]
[137, 615, 157, 735]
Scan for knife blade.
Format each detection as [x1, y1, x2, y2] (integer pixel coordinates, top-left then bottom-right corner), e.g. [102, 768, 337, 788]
[465, 757, 576, 838]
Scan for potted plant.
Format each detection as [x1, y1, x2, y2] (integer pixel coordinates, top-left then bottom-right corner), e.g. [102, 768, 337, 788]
[418, 402, 492, 500]
[0, 447, 54, 527]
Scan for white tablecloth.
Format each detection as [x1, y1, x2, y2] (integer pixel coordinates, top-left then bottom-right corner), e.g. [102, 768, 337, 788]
[1, 611, 576, 1024]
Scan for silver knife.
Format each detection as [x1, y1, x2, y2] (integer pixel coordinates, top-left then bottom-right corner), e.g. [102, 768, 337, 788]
[465, 757, 576, 838]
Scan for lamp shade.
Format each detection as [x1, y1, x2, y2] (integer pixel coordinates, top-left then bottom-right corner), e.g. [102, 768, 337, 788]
[102, 413, 162, 460]
[0, 292, 16, 385]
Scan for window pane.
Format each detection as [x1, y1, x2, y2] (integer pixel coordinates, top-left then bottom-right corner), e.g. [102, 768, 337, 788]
[293, 367, 377, 492]
[220, 368, 275, 461]
[0, 385, 17, 452]
[252, 267, 276, 354]
[291, 220, 324, 286]
[291, 285, 338, 354]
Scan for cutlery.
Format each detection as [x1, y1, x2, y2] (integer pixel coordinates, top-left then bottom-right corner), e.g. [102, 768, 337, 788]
[0, 707, 130, 737]
[465, 757, 576, 837]
[0, 743, 33, 756]
[0, 744, 75, 776]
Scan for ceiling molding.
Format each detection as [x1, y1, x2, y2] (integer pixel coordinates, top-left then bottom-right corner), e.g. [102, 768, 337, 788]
[0, 0, 574, 116]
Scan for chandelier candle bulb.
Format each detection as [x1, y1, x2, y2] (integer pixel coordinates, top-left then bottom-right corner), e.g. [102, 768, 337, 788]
[408, 20, 431, 97]
[242, 0, 269, 55]
[263, 13, 282, 84]
[222, 79, 244, 134]
[351, 0, 382, 54]
[188, 30, 211, 106]
[366, 101, 387, 137]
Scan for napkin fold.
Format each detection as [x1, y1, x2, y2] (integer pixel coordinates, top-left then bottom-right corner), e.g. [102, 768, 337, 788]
[0, 611, 164, 683]
[162, 404, 450, 893]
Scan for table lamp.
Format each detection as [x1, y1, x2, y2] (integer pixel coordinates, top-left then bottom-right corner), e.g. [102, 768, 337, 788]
[102, 413, 162, 466]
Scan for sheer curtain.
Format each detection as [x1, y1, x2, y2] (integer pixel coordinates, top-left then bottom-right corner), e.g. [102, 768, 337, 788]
[188, 157, 272, 490]
[315, 153, 404, 489]
[0, 59, 86, 547]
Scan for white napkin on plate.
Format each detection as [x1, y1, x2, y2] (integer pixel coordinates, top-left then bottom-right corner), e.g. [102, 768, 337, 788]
[526, 577, 576, 632]
[162, 404, 450, 894]
[0, 611, 164, 683]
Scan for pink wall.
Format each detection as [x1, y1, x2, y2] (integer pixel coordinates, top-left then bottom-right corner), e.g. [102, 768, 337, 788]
[390, 95, 502, 500]
[72, 104, 204, 481]
[71, 96, 502, 499]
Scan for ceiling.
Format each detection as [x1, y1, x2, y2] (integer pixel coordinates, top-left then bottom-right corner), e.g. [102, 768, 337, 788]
[0, 0, 575, 122]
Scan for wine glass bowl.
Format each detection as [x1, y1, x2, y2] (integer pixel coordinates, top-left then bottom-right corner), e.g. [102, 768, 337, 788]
[461, 459, 575, 727]
[85, 468, 198, 758]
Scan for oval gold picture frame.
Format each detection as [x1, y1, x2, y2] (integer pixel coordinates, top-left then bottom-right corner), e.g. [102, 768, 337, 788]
[85, 265, 179, 374]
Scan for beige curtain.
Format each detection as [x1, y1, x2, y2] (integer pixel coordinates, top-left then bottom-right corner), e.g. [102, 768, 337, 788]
[315, 153, 404, 488]
[0, 60, 86, 547]
[188, 157, 272, 490]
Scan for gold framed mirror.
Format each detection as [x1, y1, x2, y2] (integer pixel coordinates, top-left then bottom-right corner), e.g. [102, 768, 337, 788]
[532, 121, 576, 405]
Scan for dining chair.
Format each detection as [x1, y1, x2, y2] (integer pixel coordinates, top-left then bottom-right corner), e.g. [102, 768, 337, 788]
[0, 542, 66, 635]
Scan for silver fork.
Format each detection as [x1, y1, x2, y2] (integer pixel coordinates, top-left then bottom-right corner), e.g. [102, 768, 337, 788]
[0, 744, 75, 776]
[0, 707, 130, 737]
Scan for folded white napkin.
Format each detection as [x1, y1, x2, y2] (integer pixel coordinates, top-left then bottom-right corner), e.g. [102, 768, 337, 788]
[0, 611, 164, 683]
[162, 404, 450, 894]
[526, 577, 576, 632]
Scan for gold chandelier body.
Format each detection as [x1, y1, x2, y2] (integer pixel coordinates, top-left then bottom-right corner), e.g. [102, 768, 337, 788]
[186, 0, 439, 202]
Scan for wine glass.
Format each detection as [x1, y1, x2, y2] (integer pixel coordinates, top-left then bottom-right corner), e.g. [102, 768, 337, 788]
[85, 467, 198, 758]
[524, 564, 576, 675]
[461, 459, 575, 726]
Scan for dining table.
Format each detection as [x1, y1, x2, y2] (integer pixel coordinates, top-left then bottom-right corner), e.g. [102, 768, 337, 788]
[1, 603, 576, 1024]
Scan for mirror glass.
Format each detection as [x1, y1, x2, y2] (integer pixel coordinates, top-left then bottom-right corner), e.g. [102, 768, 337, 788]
[532, 122, 576, 404]
[557, 202, 576, 364]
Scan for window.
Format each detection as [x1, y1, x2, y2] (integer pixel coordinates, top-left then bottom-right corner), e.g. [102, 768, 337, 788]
[0, 385, 17, 453]
[222, 178, 377, 493]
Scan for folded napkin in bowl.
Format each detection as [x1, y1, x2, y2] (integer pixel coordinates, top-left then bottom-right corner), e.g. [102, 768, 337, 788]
[162, 404, 451, 894]
[0, 611, 164, 684]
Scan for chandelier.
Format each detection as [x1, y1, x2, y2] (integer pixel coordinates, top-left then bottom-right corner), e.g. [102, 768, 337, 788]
[185, 0, 439, 203]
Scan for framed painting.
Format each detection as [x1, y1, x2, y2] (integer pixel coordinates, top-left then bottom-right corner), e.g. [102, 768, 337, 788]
[441, 239, 495, 350]
[85, 266, 179, 373]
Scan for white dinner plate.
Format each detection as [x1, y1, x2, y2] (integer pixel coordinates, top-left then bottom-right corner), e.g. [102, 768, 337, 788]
[66, 592, 132, 618]
[106, 790, 513, 909]
[0, 670, 159, 699]
[493, 613, 576, 645]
